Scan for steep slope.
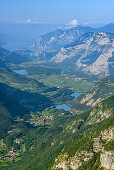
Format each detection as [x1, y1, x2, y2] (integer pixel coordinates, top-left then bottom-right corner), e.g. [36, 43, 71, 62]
[51, 32, 114, 78]
[5, 95, 114, 170]
[52, 118, 114, 170]
[33, 26, 96, 56]
[13, 48, 33, 60]
[0, 47, 31, 64]
[52, 96, 114, 170]
[99, 23, 114, 33]
[0, 81, 53, 139]
[0, 59, 47, 93]
[68, 76, 114, 113]
[14, 48, 33, 56]
[0, 103, 13, 139]
[0, 82, 52, 117]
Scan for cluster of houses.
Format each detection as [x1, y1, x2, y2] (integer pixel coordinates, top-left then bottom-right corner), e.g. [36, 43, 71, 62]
[0, 147, 20, 161]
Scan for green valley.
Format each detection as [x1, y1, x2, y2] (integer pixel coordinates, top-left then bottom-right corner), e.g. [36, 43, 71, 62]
[0, 20, 114, 170]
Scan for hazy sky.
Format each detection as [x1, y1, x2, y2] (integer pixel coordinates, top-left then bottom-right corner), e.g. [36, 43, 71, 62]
[0, 0, 114, 26]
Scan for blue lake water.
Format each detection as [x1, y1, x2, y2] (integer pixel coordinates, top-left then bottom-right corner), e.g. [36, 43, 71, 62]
[13, 69, 27, 75]
[70, 92, 83, 99]
[56, 104, 71, 111]
[55, 92, 83, 111]
[13, 69, 83, 112]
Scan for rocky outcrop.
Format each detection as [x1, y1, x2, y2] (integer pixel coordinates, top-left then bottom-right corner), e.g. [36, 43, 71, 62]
[33, 26, 96, 56]
[51, 32, 114, 78]
[93, 128, 114, 153]
[100, 151, 114, 170]
[77, 76, 114, 108]
[88, 108, 112, 125]
[52, 151, 93, 170]
[52, 127, 114, 170]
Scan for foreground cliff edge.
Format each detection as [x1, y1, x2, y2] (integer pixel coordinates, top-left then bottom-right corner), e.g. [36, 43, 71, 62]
[52, 95, 114, 170]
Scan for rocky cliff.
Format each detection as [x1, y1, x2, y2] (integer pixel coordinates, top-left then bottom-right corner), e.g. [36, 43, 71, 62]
[51, 32, 114, 78]
[33, 26, 96, 56]
[68, 76, 114, 112]
[52, 95, 114, 170]
[52, 122, 114, 170]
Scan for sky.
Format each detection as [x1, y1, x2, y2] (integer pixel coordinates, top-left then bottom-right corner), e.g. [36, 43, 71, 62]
[0, 0, 114, 50]
[0, 0, 114, 27]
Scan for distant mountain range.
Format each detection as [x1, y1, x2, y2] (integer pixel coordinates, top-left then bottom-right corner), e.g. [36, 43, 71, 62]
[31, 23, 114, 78]
[0, 37, 114, 169]
[33, 23, 114, 55]
[51, 32, 114, 78]
[0, 47, 31, 64]
[32, 25, 96, 55]
[0, 23, 114, 78]
[99, 23, 114, 33]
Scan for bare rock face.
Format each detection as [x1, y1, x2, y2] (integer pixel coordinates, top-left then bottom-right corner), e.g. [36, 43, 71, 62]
[52, 154, 69, 170]
[76, 76, 114, 112]
[88, 109, 112, 125]
[52, 127, 114, 170]
[93, 128, 114, 170]
[80, 92, 96, 105]
[51, 32, 114, 78]
[53, 161, 69, 170]
[52, 151, 93, 170]
[70, 151, 93, 170]
[33, 26, 96, 55]
[101, 128, 114, 141]
[93, 136, 103, 153]
[100, 151, 114, 170]
[93, 127, 114, 153]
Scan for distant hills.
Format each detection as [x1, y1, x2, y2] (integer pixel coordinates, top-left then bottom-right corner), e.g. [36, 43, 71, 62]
[0, 47, 31, 64]
[99, 23, 114, 33]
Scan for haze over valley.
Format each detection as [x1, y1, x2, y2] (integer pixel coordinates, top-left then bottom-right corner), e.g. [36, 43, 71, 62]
[0, 0, 114, 169]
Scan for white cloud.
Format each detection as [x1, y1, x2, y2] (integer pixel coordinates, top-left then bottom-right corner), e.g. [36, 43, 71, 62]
[27, 19, 31, 23]
[82, 21, 95, 26]
[66, 19, 78, 27]
[16, 19, 46, 24]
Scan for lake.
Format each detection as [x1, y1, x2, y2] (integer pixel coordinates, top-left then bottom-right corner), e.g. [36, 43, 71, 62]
[13, 69, 27, 75]
[70, 91, 83, 99]
[55, 91, 83, 111]
[12, 70, 83, 112]
[56, 104, 71, 111]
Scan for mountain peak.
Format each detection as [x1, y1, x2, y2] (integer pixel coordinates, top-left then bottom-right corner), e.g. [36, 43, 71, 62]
[51, 32, 114, 78]
[66, 19, 78, 28]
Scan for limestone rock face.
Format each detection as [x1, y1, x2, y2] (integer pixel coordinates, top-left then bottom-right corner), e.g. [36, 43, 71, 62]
[33, 26, 96, 55]
[70, 151, 93, 170]
[52, 127, 114, 170]
[77, 76, 114, 109]
[100, 151, 114, 170]
[51, 32, 114, 78]
[52, 151, 93, 170]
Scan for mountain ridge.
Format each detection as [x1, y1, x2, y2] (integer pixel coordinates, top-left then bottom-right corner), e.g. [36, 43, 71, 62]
[51, 32, 114, 78]
[52, 95, 114, 170]
[33, 25, 97, 56]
